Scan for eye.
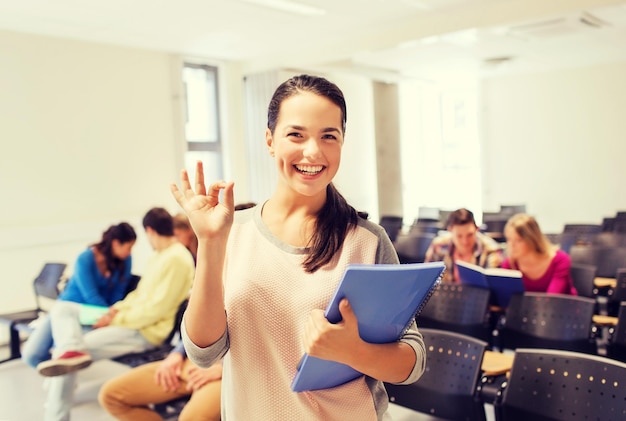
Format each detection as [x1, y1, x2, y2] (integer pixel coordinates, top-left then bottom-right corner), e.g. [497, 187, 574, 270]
[287, 132, 303, 138]
[322, 133, 339, 141]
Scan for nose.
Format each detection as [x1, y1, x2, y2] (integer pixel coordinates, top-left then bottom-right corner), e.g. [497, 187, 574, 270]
[303, 137, 322, 159]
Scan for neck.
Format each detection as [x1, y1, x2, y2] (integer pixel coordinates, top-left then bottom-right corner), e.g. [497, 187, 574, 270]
[153, 235, 177, 252]
[516, 251, 543, 266]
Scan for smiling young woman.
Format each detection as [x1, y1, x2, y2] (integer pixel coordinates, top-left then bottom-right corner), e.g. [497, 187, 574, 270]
[171, 74, 426, 420]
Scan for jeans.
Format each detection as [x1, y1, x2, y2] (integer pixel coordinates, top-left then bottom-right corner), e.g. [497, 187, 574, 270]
[22, 314, 54, 368]
[43, 301, 154, 421]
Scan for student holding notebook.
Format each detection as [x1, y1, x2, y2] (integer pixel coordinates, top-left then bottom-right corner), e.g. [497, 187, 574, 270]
[425, 208, 503, 283]
[502, 213, 577, 295]
[171, 74, 426, 420]
[21, 222, 137, 369]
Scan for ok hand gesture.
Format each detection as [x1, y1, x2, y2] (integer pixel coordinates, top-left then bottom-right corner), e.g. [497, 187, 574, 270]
[170, 161, 235, 241]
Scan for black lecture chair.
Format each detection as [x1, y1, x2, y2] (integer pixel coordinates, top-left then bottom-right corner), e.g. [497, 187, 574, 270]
[606, 302, 626, 362]
[495, 292, 598, 355]
[562, 223, 602, 236]
[569, 263, 598, 299]
[499, 204, 526, 215]
[0, 262, 67, 362]
[378, 215, 403, 243]
[385, 328, 487, 421]
[592, 232, 626, 248]
[113, 298, 189, 367]
[417, 283, 492, 344]
[393, 232, 436, 264]
[495, 348, 626, 421]
[569, 245, 626, 278]
[409, 218, 441, 235]
[607, 268, 626, 317]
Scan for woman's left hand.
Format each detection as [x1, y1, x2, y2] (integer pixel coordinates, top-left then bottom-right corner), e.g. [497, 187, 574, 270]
[302, 298, 362, 366]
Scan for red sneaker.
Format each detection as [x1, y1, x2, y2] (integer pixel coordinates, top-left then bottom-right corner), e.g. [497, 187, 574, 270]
[37, 351, 92, 377]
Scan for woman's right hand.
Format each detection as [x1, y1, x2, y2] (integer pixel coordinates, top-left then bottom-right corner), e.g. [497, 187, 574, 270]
[170, 161, 235, 240]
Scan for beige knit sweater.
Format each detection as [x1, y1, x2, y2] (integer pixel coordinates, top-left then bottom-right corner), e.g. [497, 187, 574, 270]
[183, 206, 425, 420]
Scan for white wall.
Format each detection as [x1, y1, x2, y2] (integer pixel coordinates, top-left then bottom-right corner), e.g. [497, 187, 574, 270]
[0, 31, 244, 343]
[481, 61, 626, 233]
[329, 73, 379, 221]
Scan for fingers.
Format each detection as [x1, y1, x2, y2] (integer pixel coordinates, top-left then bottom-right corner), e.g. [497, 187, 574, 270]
[223, 181, 235, 211]
[170, 161, 235, 210]
[194, 161, 206, 196]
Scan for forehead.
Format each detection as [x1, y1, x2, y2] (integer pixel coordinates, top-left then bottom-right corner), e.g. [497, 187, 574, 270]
[277, 92, 342, 126]
[450, 223, 477, 235]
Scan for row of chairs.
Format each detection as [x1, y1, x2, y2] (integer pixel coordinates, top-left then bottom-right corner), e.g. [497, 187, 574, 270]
[416, 284, 626, 359]
[386, 328, 626, 421]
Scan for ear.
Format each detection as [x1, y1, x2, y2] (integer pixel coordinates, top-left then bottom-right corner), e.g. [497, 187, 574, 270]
[265, 128, 275, 157]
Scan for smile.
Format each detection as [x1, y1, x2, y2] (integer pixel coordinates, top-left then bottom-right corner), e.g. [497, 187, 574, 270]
[294, 164, 324, 175]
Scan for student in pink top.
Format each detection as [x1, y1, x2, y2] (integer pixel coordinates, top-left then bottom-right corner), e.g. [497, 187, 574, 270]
[501, 213, 577, 295]
[170, 74, 426, 420]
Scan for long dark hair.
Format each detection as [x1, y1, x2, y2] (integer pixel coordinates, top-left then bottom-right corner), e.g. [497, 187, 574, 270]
[92, 222, 136, 280]
[268, 74, 357, 273]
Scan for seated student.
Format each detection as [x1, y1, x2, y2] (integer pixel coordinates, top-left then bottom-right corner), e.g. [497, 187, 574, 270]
[425, 208, 503, 283]
[22, 222, 137, 369]
[35, 207, 195, 421]
[501, 213, 577, 295]
[98, 203, 255, 421]
[98, 341, 222, 421]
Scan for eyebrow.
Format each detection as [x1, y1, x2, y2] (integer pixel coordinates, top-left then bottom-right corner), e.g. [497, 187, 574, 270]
[285, 125, 341, 134]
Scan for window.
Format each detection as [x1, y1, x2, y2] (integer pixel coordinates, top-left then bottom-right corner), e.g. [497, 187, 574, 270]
[399, 81, 482, 224]
[182, 63, 222, 182]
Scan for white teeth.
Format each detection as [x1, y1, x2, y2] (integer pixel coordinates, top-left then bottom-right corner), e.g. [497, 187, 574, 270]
[295, 165, 323, 174]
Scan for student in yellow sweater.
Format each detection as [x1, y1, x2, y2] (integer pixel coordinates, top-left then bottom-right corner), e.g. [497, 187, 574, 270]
[37, 207, 195, 421]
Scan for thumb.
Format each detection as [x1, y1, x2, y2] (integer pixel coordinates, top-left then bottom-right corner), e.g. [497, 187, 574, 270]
[223, 181, 235, 211]
[338, 298, 357, 325]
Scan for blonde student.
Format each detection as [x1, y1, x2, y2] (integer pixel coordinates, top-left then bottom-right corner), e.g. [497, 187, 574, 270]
[171, 74, 426, 420]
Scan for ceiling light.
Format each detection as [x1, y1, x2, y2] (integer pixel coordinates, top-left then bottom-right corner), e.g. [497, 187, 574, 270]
[240, 0, 326, 16]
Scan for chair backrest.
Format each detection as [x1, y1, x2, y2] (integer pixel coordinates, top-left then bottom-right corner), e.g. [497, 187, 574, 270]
[378, 215, 403, 243]
[408, 219, 441, 235]
[33, 263, 67, 310]
[393, 232, 435, 264]
[385, 328, 487, 421]
[606, 302, 626, 362]
[569, 245, 626, 278]
[593, 232, 626, 248]
[499, 204, 526, 215]
[602, 217, 616, 232]
[606, 268, 626, 316]
[569, 263, 597, 299]
[498, 292, 597, 354]
[563, 223, 602, 235]
[558, 232, 591, 254]
[164, 298, 189, 345]
[497, 348, 626, 421]
[417, 284, 492, 342]
[124, 274, 141, 297]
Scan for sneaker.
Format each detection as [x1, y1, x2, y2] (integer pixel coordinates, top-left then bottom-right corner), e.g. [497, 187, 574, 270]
[37, 351, 92, 377]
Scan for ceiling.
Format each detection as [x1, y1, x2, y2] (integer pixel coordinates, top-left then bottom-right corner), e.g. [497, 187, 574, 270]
[0, 0, 625, 81]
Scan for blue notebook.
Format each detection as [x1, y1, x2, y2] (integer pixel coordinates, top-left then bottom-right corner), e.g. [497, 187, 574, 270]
[456, 261, 524, 307]
[291, 261, 445, 392]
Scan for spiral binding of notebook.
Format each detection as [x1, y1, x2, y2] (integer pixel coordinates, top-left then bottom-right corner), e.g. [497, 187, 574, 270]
[403, 267, 444, 336]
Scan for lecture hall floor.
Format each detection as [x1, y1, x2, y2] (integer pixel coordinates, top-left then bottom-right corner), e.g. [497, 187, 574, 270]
[0, 345, 494, 421]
